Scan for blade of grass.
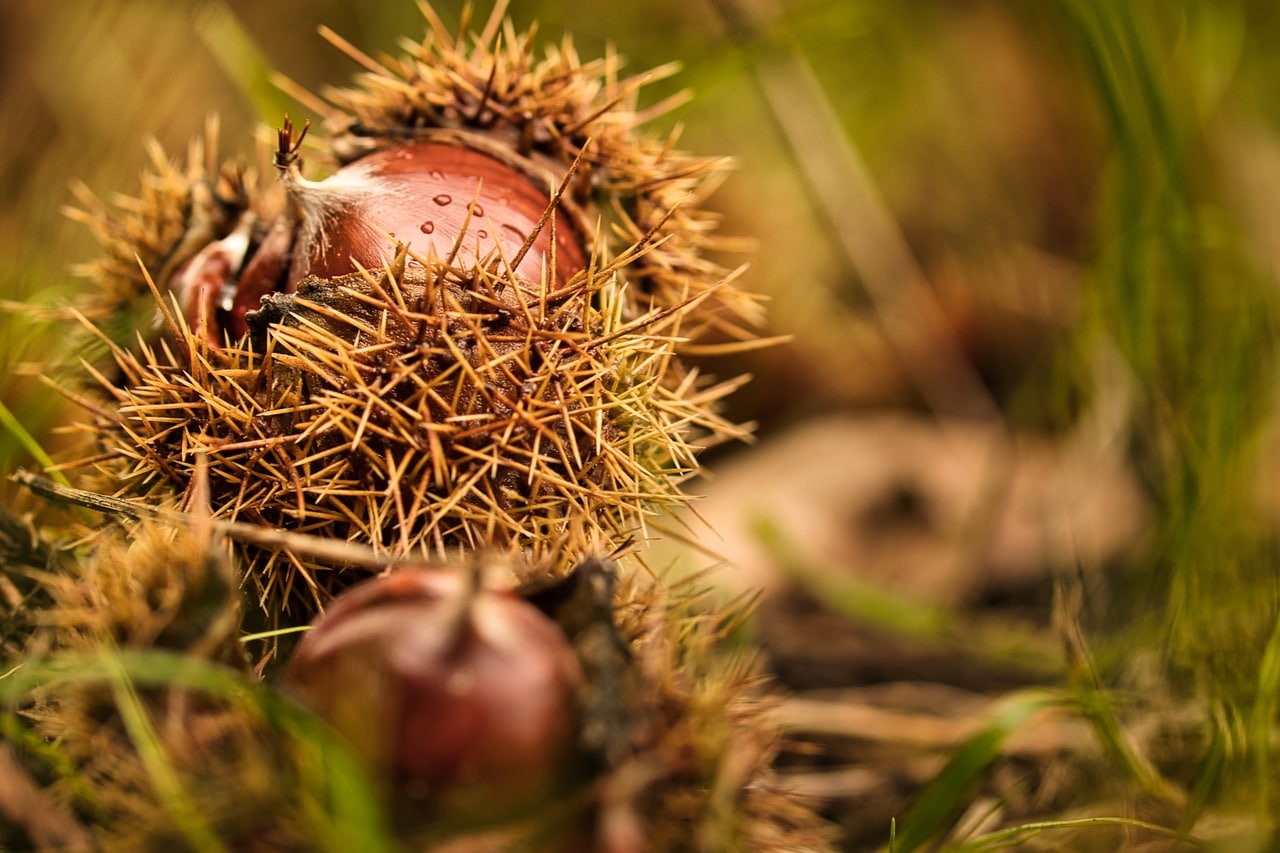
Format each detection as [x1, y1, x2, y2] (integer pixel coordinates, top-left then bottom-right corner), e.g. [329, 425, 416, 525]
[195, 1, 298, 124]
[263, 695, 394, 853]
[706, 0, 999, 423]
[951, 816, 1199, 852]
[751, 513, 948, 638]
[101, 649, 228, 853]
[239, 625, 312, 644]
[1250, 609, 1280, 814]
[752, 513, 1061, 675]
[0, 398, 69, 488]
[892, 689, 1062, 852]
[1055, 583, 1185, 809]
[1, 649, 394, 852]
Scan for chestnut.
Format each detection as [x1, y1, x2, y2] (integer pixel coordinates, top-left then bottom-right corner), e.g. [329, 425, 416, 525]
[281, 141, 587, 290]
[281, 569, 585, 824]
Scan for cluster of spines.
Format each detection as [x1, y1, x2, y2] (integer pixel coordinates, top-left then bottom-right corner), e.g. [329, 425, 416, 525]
[78, 247, 744, 614]
[64, 119, 257, 338]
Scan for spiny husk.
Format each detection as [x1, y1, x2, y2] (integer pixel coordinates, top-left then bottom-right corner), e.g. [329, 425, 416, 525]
[304, 0, 761, 343]
[15, 520, 287, 852]
[64, 3, 759, 620]
[63, 117, 265, 340]
[29, 518, 241, 663]
[31, 6, 827, 846]
[77, 254, 745, 617]
[605, 570, 834, 851]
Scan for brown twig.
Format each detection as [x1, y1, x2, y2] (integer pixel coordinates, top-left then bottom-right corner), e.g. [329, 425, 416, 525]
[11, 469, 412, 573]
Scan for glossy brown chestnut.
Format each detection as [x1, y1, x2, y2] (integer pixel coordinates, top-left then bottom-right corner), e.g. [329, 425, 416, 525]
[282, 569, 584, 820]
[285, 142, 587, 290]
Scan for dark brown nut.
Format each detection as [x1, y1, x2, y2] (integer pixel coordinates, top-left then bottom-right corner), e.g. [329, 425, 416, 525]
[282, 569, 585, 820]
[282, 141, 586, 289]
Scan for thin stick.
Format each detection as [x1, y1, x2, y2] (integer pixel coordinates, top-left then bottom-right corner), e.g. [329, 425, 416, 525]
[11, 470, 424, 573]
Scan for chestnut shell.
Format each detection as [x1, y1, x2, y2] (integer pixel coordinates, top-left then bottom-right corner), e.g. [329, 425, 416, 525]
[282, 570, 584, 818]
[289, 142, 587, 290]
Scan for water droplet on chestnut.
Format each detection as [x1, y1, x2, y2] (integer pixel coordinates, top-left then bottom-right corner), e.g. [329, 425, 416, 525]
[280, 142, 586, 285]
[420, 220, 435, 234]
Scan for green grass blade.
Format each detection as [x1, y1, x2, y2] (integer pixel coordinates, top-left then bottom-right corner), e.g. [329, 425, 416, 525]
[951, 816, 1198, 852]
[752, 514, 1060, 675]
[2, 649, 394, 852]
[239, 624, 312, 644]
[103, 650, 228, 853]
[0, 397, 68, 487]
[751, 514, 948, 638]
[195, 1, 299, 124]
[1250, 610, 1280, 812]
[893, 690, 1060, 853]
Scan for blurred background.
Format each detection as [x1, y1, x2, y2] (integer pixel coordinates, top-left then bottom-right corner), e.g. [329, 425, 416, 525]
[5, 0, 1280, 849]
